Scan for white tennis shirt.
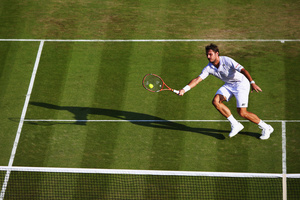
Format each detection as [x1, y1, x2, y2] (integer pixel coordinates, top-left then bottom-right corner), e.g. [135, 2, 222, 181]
[199, 56, 245, 83]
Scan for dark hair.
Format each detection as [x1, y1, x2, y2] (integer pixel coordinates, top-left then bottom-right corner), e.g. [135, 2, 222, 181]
[205, 43, 219, 54]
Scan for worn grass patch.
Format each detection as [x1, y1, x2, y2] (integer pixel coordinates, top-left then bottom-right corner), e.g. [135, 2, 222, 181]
[0, 0, 299, 39]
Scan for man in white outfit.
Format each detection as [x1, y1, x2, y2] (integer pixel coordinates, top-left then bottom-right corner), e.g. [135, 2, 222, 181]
[178, 44, 274, 140]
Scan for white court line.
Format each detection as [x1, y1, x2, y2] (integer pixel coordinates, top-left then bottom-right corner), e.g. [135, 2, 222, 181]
[282, 121, 287, 174]
[0, 41, 45, 200]
[0, 39, 300, 42]
[0, 166, 283, 178]
[282, 121, 287, 200]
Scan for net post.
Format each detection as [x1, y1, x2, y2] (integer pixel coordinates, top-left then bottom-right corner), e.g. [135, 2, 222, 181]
[282, 173, 287, 200]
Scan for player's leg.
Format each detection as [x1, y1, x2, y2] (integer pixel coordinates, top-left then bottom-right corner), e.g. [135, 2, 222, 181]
[237, 107, 274, 139]
[235, 78, 274, 139]
[237, 107, 260, 124]
[212, 94, 232, 118]
[212, 87, 244, 137]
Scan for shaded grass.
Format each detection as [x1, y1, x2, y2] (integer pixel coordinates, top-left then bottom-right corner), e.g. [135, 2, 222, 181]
[0, 42, 39, 165]
[283, 42, 300, 173]
[286, 123, 300, 173]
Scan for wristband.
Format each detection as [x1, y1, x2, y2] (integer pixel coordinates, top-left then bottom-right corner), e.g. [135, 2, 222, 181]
[183, 85, 191, 92]
[250, 80, 255, 84]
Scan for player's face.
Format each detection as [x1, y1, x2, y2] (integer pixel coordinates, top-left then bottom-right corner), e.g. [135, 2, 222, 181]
[206, 49, 218, 63]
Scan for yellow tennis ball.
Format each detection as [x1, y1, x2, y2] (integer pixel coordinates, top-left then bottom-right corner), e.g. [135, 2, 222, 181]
[149, 84, 154, 89]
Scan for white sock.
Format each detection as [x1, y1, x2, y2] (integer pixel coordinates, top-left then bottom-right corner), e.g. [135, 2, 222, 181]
[258, 120, 269, 129]
[227, 115, 239, 125]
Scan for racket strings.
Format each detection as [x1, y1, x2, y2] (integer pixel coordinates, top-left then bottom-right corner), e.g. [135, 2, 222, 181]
[143, 75, 163, 92]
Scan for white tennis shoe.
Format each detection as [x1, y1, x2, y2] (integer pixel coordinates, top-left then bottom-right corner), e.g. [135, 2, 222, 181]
[260, 125, 274, 140]
[229, 123, 244, 138]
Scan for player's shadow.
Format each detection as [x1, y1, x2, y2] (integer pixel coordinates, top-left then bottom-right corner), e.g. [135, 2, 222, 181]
[27, 102, 260, 140]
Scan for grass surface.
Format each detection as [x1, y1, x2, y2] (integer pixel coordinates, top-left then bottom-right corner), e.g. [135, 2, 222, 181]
[6, 41, 295, 174]
[0, 0, 300, 39]
[0, 0, 299, 199]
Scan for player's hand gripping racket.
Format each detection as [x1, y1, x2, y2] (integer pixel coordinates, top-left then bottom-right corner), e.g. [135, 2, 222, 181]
[142, 74, 179, 94]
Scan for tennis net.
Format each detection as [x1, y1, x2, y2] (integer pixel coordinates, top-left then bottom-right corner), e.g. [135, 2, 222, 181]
[0, 166, 299, 199]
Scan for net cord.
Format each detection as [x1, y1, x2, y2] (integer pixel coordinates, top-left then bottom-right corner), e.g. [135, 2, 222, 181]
[0, 166, 292, 178]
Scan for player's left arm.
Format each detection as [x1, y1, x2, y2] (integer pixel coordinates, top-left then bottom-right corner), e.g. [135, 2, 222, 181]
[240, 68, 262, 93]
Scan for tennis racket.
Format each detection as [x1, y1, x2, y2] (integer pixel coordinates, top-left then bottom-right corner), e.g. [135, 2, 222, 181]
[142, 74, 179, 94]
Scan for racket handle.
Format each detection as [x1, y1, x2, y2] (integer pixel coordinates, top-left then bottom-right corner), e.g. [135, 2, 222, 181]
[172, 89, 179, 94]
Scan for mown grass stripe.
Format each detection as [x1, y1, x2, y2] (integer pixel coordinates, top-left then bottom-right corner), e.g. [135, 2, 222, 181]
[45, 43, 102, 168]
[0, 40, 44, 200]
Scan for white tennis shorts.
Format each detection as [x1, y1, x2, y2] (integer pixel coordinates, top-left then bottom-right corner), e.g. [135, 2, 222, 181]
[215, 76, 250, 108]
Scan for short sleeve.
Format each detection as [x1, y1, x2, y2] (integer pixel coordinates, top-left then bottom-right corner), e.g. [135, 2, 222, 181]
[230, 58, 244, 72]
[199, 65, 210, 80]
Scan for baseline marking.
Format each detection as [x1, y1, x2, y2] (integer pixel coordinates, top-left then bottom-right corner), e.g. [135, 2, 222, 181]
[0, 41, 45, 200]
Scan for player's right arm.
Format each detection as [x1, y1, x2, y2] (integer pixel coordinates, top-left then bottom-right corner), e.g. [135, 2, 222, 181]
[178, 76, 203, 96]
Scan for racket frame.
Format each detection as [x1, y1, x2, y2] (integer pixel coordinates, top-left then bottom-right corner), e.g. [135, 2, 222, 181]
[142, 74, 179, 94]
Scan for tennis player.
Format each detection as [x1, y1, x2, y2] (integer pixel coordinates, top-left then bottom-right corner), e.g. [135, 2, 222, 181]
[178, 44, 273, 140]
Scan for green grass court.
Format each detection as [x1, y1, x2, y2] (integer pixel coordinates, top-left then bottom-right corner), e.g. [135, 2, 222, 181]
[0, 0, 300, 199]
